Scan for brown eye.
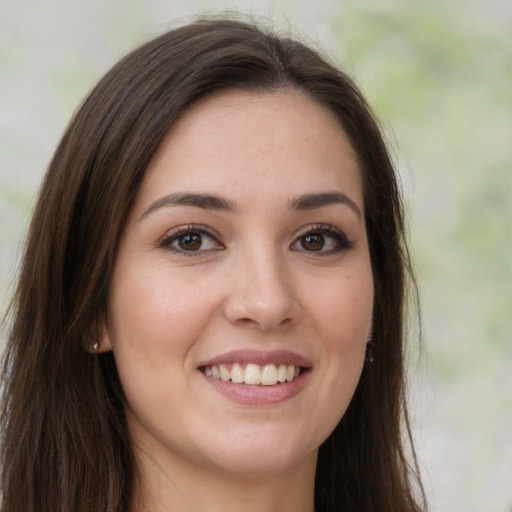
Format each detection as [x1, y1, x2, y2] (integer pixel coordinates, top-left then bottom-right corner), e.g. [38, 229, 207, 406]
[291, 225, 353, 255]
[177, 233, 202, 251]
[300, 233, 325, 251]
[161, 226, 221, 254]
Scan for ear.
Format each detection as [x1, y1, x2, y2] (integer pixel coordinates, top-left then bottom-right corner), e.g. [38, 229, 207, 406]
[85, 318, 113, 354]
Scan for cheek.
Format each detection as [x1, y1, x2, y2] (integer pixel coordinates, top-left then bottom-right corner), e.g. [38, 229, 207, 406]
[307, 266, 374, 348]
[107, 265, 219, 365]
[106, 267, 218, 436]
[303, 267, 373, 428]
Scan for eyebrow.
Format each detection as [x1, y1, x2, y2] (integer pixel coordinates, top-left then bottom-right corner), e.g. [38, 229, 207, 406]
[290, 192, 362, 220]
[139, 192, 238, 221]
[139, 190, 362, 221]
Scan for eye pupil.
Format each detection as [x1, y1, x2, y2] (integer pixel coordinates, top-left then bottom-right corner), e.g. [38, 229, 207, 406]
[178, 233, 202, 251]
[301, 233, 324, 251]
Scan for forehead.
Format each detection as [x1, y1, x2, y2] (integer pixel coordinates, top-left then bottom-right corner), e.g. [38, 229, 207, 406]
[134, 89, 363, 212]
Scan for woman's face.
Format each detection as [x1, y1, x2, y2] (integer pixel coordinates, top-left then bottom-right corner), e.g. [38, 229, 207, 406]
[102, 90, 374, 477]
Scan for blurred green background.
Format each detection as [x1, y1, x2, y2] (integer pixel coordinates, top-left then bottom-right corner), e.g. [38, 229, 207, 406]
[1, 0, 510, 510]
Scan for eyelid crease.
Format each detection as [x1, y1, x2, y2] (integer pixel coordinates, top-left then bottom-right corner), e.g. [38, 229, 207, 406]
[159, 224, 224, 254]
[292, 223, 354, 253]
[294, 223, 350, 240]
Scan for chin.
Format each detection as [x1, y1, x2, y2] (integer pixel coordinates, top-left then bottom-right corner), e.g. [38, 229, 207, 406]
[196, 427, 320, 476]
[208, 447, 315, 476]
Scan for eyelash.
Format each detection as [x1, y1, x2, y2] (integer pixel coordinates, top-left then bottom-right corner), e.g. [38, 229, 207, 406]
[291, 224, 354, 255]
[159, 224, 223, 255]
[159, 223, 353, 256]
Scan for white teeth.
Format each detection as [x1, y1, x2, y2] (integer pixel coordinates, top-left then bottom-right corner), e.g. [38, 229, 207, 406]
[220, 364, 230, 382]
[244, 363, 261, 385]
[261, 364, 278, 385]
[204, 363, 303, 385]
[231, 363, 244, 383]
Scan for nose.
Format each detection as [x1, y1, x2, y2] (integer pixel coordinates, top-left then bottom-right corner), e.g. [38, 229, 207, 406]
[223, 248, 301, 331]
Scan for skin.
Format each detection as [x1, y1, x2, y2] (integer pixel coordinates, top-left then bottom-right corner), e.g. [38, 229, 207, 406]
[100, 89, 374, 512]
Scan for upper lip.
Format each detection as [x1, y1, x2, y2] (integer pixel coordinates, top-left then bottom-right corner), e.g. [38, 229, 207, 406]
[197, 349, 312, 368]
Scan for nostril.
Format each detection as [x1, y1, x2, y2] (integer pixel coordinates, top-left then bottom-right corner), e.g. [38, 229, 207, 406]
[237, 318, 258, 326]
[235, 315, 294, 330]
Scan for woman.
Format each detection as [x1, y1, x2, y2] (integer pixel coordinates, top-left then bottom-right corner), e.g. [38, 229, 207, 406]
[1, 17, 427, 512]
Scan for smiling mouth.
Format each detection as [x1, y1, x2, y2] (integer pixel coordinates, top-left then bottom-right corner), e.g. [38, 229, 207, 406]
[201, 363, 303, 386]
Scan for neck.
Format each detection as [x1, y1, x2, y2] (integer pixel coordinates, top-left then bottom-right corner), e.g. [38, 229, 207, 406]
[131, 446, 317, 512]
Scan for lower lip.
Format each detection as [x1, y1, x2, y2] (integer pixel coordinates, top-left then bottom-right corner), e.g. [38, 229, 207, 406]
[201, 371, 310, 405]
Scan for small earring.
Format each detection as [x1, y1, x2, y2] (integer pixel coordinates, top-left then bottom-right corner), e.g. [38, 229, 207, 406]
[365, 339, 374, 363]
[92, 342, 99, 351]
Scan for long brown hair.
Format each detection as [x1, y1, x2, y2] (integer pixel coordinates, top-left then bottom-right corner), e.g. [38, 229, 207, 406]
[1, 17, 426, 511]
